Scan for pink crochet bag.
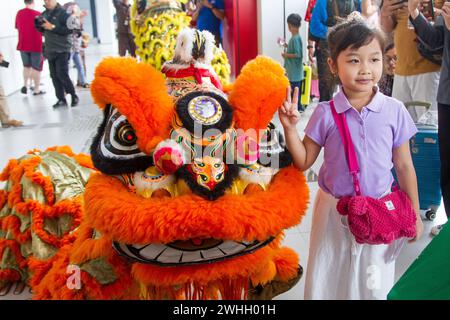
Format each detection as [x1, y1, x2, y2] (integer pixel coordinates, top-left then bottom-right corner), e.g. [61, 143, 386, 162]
[330, 100, 417, 245]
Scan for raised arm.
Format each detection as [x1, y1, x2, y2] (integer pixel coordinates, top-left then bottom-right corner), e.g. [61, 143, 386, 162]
[380, 0, 407, 33]
[409, 0, 445, 48]
[362, 0, 379, 17]
[279, 87, 322, 171]
[202, 0, 225, 20]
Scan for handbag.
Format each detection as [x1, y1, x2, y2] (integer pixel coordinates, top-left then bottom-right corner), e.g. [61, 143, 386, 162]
[330, 100, 417, 245]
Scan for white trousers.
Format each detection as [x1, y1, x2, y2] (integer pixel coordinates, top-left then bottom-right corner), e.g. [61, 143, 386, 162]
[392, 71, 440, 122]
[304, 189, 405, 300]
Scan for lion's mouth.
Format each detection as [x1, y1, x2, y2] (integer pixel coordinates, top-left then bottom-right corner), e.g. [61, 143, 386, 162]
[113, 237, 274, 266]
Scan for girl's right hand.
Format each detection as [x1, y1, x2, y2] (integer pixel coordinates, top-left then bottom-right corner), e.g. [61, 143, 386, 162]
[279, 87, 301, 130]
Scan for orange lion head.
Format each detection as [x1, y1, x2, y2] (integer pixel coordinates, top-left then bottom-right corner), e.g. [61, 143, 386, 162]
[82, 30, 309, 299]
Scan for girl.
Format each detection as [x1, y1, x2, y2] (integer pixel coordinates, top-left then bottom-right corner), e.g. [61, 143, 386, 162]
[279, 14, 423, 300]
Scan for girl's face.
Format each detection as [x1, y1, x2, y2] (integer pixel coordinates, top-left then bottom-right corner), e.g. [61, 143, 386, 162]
[328, 38, 383, 95]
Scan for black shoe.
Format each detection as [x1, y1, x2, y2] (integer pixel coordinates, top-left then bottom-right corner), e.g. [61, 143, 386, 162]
[71, 94, 79, 107]
[53, 100, 68, 108]
[21, 86, 27, 94]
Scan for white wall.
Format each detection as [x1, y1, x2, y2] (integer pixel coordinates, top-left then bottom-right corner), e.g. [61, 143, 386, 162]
[257, 0, 308, 65]
[94, 0, 115, 45]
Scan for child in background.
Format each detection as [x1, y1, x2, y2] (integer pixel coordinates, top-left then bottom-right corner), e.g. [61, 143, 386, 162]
[282, 13, 304, 112]
[279, 14, 423, 299]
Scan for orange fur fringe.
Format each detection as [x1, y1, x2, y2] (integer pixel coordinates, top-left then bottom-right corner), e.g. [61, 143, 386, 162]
[84, 166, 309, 245]
[228, 56, 290, 140]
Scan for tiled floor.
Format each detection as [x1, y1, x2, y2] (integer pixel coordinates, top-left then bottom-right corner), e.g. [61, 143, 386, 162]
[0, 44, 447, 300]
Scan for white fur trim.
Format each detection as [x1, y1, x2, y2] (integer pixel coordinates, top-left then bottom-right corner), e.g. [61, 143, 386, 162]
[200, 30, 215, 64]
[174, 28, 195, 63]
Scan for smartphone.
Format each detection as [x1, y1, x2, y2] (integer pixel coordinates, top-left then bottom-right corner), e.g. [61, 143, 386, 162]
[0, 60, 9, 68]
[422, 0, 435, 20]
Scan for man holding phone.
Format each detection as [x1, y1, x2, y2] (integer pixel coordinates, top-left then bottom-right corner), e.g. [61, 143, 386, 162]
[380, 0, 444, 121]
[36, 0, 79, 108]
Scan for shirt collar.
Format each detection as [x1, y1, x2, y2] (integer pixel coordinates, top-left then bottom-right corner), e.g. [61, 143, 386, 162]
[333, 86, 384, 114]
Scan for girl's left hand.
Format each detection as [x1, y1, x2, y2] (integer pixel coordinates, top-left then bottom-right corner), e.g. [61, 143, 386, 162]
[279, 87, 301, 130]
[409, 214, 424, 243]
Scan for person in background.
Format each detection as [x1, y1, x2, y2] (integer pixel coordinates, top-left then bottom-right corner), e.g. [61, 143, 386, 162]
[380, 0, 444, 122]
[309, 0, 374, 102]
[65, 3, 89, 88]
[0, 53, 23, 128]
[15, 0, 45, 95]
[408, 0, 450, 236]
[378, 42, 397, 96]
[112, 0, 136, 57]
[192, 0, 225, 46]
[363, 0, 382, 28]
[36, 0, 79, 108]
[282, 13, 305, 112]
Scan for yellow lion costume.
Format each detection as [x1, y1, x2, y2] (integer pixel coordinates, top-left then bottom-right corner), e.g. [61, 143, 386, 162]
[130, 0, 231, 85]
[0, 29, 308, 300]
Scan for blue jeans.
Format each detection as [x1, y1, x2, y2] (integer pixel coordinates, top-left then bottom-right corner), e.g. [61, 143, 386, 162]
[72, 52, 86, 85]
[290, 81, 305, 111]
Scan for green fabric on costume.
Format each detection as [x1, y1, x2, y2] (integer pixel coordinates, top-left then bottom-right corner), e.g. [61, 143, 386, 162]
[36, 151, 92, 203]
[80, 258, 118, 285]
[388, 224, 450, 300]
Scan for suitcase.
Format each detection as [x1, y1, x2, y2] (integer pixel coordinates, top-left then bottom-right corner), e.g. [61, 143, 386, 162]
[392, 102, 441, 220]
[410, 124, 441, 220]
[301, 64, 312, 107]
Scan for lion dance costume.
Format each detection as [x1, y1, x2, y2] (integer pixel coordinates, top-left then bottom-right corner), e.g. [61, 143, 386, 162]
[0, 28, 309, 300]
[131, 0, 231, 85]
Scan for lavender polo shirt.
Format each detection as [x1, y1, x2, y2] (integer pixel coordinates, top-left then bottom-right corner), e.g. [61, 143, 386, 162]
[305, 88, 417, 199]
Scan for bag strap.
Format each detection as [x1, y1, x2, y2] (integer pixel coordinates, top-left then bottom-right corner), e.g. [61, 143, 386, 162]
[330, 100, 362, 196]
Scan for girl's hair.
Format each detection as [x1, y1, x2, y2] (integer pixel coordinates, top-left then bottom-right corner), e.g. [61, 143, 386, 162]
[287, 14, 302, 28]
[327, 12, 386, 63]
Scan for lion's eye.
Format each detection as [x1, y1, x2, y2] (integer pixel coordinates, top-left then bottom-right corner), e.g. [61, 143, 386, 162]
[200, 174, 208, 182]
[116, 123, 137, 146]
